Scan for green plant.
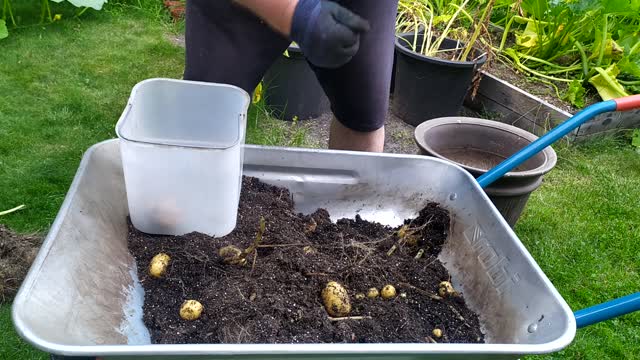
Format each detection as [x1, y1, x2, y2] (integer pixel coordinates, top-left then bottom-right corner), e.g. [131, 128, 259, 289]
[0, 0, 107, 39]
[395, 0, 491, 62]
[492, 0, 640, 106]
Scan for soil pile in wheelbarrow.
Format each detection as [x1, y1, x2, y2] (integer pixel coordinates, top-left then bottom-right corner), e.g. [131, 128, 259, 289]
[128, 177, 484, 344]
[0, 224, 42, 302]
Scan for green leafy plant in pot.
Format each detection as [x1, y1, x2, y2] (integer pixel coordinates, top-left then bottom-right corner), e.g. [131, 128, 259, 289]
[393, 0, 492, 126]
[263, 43, 331, 122]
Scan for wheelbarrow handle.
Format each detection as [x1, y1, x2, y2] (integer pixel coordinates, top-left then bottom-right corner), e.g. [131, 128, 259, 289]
[575, 292, 640, 328]
[475, 94, 640, 328]
[477, 94, 640, 188]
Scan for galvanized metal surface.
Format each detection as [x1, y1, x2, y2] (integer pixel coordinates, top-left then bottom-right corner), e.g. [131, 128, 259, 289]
[13, 140, 575, 359]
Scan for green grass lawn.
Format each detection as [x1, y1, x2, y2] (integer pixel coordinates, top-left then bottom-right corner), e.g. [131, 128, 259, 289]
[519, 138, 640, 360]
[0, 1, 638, 359]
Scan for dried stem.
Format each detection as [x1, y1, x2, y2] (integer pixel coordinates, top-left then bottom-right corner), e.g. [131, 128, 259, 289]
[398, 282, 442, 301]
[328, 316, 371, 322]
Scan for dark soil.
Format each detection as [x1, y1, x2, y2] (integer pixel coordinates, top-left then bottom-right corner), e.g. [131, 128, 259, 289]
[0, 225, 42, 302]
[128, 177, 484, 344]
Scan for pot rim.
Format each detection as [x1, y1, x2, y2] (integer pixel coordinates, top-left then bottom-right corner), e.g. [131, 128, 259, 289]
[395, 32, 487, 68]
[414, 117, 558, 178]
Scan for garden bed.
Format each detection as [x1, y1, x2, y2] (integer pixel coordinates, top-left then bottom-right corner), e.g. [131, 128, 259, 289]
[128, 177, 485, 344]
[466, 66, 640, 140]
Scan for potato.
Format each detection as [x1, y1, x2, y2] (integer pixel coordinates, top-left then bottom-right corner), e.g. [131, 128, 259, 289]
[219, 245, 242, 258]
[438, 281, 457, 297]
[381, 284, 397, 299]
[303, 245, 316, 255]
[321, 281, 351, 317]
[180, 300, 204, 321]
[366, 287, 379, 299]
[355, 293, 366, 301]
[149, 253, 171, 278]
[219, 245, 246, 265]
[304, 218, 317, 235]
[432, 328, 443, 338]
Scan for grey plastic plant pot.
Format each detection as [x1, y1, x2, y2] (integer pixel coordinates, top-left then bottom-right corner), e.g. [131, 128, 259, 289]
[415, 117, 558, 227]
[392, 33, 486, 126]
[263, 44, 331, 121]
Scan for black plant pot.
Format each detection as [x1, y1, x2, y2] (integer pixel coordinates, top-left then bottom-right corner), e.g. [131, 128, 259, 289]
[263, 45, 331, 121]
[392, 33, 487, 127]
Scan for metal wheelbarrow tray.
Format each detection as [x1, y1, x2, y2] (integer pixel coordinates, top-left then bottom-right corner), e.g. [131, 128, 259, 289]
[12, 139, 575, 359]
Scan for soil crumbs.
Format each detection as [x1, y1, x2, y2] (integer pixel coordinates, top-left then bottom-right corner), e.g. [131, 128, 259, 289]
[0, 225, 42, 302]
[128, 177, 484, 344]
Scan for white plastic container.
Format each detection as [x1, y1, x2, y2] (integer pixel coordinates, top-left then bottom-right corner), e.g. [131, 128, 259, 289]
[115, 78, 250, 237]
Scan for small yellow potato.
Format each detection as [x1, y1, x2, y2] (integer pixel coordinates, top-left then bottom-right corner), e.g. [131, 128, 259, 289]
[149, 253, 170, 278]
[381, 284, 397, 299]
[179, 300, 204, 321]
[304, 218, 317, 235]
[219, 245, 246, 265]
[321, 281, 352, 317]
[432, 328, 443, 338]
[219, 245, 242, 259]
[367, 287, 379, 299]
[303, 246, 317, 255]
[354, 293, 366, 301]
[438, 281, 457, 297]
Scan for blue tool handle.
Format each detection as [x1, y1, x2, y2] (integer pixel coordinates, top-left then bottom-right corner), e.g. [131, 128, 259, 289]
[475, 95, 640, 327]
[575, 293, 640, 328]
[476, 100, 617, 188]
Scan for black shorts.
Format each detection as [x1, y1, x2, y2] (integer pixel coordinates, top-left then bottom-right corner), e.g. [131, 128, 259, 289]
[184, 0, 398, 132]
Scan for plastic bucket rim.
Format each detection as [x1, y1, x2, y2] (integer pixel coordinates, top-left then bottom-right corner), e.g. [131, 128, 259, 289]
[115, 78, 251, 150]
[394, 32, 487, 68]
[414, 117, 558, 178]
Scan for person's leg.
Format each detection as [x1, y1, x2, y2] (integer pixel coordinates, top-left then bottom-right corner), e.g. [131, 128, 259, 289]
[184, 0, 291, 94]
[309, 0, 399, 152]
[329, 118, 385, 152]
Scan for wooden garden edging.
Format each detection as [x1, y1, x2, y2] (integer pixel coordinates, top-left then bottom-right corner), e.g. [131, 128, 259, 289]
[465, 71, 640, 141]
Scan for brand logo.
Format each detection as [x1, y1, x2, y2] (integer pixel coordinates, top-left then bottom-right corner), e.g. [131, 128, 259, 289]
[463, 225, 521, 295]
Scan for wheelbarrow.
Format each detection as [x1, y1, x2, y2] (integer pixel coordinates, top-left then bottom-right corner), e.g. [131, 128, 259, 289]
[11, 92, 640, 359]
[476, 94, 640, 329]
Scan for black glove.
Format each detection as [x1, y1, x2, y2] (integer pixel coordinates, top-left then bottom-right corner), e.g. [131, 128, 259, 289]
[290, 0, 370, 69]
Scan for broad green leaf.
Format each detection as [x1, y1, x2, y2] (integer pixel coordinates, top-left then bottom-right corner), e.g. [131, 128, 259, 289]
[521, 0, 548, 20]
[589, 64, 630, 100]
[589, 29, 622, 62]
[515, 21, 539, 48]
[0, 19, 8, 40]
[618, 56, 640, 78]
[603, 0, 629, 13]
[49, 0, 107, 10]
[619, 32, 640, 55]
[562, 80, 586, 108]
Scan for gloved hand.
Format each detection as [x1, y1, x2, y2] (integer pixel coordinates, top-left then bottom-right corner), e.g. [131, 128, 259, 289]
[290, 0, 370, 69]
